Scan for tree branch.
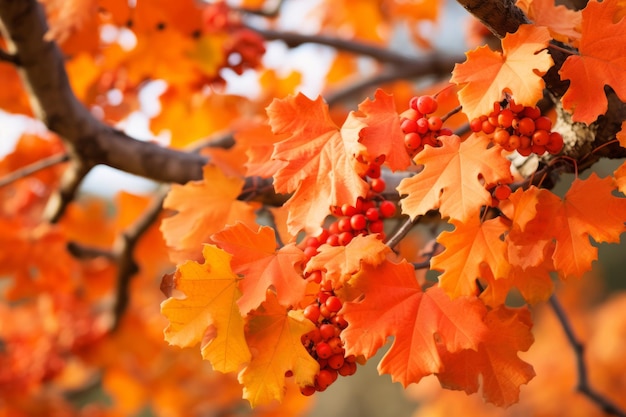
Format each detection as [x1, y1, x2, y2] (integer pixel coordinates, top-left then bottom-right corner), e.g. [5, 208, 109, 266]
[0, 152, 68, 187]
[111, 186, 169, 330]
[549, 295, 626, 417]
[455, 0, 530, 38]
[250, 26, 428, 66]
[0, 0, 207, 188]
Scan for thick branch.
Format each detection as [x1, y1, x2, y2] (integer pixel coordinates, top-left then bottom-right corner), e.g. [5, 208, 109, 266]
[455, 0, 530, 38]
[0, 0, 206, 186]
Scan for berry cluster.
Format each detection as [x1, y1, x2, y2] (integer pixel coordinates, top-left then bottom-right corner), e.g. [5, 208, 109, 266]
[202, 2, 266, 83]
[298, 279, 358, 394]
[297, 154, 400, 394]
[400, 95, 453, 156]
[470, 99, 564, 156]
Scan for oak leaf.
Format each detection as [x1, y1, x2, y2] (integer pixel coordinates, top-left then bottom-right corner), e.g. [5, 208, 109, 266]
[559, 0, 626, 123]
[304, 234, 390, 289]
[211, 223, 307, 314]
[341, 260, 488, 386]
[160, 164, 258, 264]
[451, 24, 553, 121]
[437, 306, 535, 407]
[161, 245, 251, 373]
[517, 0, 581, 45]
[397, 134, 511, 222]
[431, 217, 510, 299]
[239, 292, 319, 407]
[342, 89, 412, 171]
[267, 94, 369, 235]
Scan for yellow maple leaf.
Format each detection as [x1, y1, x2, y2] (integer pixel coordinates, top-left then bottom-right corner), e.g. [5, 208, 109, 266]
[161, 245, 251, 373]
[238, 292, 319, 407]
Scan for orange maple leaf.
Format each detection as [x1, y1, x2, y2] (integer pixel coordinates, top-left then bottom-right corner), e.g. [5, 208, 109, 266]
[517, 0, 581, 45]
[160, 164, 258, 264]
[239, 291, 319, 407]
[341, 260, 488, 386]
[397, 134, 512, 222]
[211, 223, 307, 314]
[614, 163, 626, 195]
[234, 120, 289, 178]
[559, 0, 626, 124]
[504, 186, 559, 270]
[431, 217, 510, 299]
[161, 245, 251, 373]
[552, 173, 626, 278]
[267, 93, 369, 235]
[451, 24, 553, 121]
[304, 234, 390, 289]
[342, 89, 412, 171]
[437, 306, 535, 408]
[479, 252, 555, 307]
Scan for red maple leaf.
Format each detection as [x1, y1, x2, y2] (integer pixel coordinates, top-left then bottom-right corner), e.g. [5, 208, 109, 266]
[559, 0, 626, 123]
[341, 259, 488, 386]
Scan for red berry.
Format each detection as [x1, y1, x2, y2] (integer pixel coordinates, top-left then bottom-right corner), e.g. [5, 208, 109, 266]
[365, 207, 379, 222]
[417, 95, 438, 115]
[320, 323, 336, 340]
[316, 342, 332, 359]
[341, 204, 357, 217]
[532, 129, 550, 146]
[338, 217, 352, 232]
[497, 109, 514, 128]
[316, 369, 337, 390]
[332, 314, 348, 329]
[304, 304, 321, 323]
[470, 118, 483, 132]
[493, 184, 511, 200]
[370, 178, 386, 193]
[369, 219, 384, 234]
[350, 214, 367, 231]
[416, 117, 430, 134]
[517, 117, 535, 137]
[404, 132, 422, 149]
[306, 236, 321, 248]
[534, 116, 552, 131]
[379, 200, 397, 218]
[338, 361, 357, 376]
[338, 231, 353, 246]
[481, 120, 496, 134]
[546, 132, 564, 154]
[326, 234, 340, 246]
[427, 116, 443, 131]
[301, 385, 316, 396]
[401, 118, 418, 133]
[327, 354, 345, 370]
[325, 295, 343, 313]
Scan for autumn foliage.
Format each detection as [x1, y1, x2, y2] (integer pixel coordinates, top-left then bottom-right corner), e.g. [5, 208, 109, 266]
[2, 0, 626, 416]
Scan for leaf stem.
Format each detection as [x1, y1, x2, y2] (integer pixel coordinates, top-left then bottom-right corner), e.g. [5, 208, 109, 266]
[549, 295, 626, 417]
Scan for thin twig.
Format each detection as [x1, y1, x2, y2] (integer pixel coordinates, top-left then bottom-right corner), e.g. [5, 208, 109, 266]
[111, 186, 169, 330]
[549, 295, 626, 417]
[0, 152, 68, 187]
[249, 26, 421, 65]
[384, 215, 420, 250]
